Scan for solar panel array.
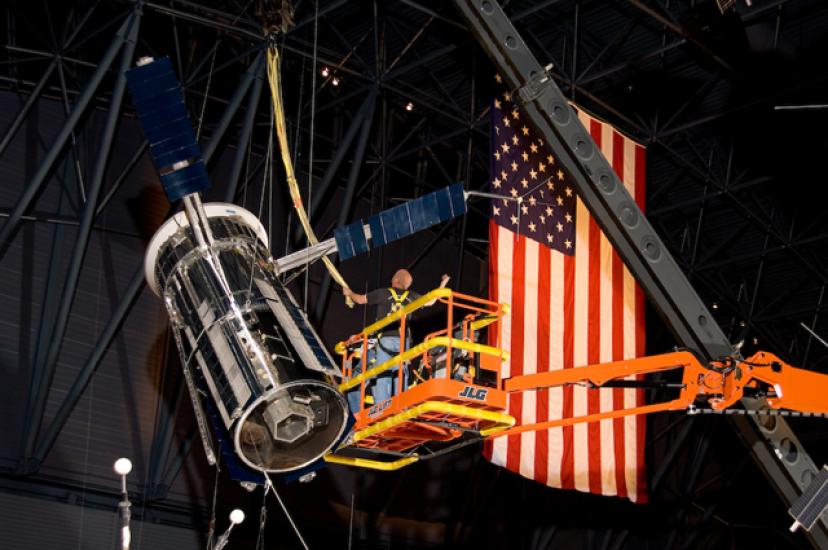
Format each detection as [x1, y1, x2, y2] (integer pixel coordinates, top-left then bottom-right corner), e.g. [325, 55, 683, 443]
[125, 57, 211, 202]
[334, 183, 467, 261]
[790, 466, 828, 530]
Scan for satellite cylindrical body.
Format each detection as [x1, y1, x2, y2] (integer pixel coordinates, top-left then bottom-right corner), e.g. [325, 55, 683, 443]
[145, 202, 348, 473]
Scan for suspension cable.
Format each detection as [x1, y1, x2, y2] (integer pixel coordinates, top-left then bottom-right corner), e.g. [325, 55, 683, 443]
[265, 42, 354, 307]
[304, 0, 320, 311]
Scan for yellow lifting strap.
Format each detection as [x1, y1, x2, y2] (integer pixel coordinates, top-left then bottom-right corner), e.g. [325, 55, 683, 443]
[265, 46, 354, 306]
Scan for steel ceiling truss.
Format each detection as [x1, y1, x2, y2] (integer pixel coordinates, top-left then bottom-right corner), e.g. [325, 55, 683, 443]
[0, 0, 826, 547]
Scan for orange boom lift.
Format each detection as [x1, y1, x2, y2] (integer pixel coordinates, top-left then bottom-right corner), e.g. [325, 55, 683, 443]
[325, 289, 828, 470]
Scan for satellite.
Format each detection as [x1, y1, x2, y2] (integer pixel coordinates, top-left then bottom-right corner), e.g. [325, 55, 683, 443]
[126, 56, 349, 476]
[125, 56, 468, 480]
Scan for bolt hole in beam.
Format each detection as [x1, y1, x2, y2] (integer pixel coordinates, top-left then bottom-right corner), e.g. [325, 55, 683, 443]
[777, 438, 798, 464]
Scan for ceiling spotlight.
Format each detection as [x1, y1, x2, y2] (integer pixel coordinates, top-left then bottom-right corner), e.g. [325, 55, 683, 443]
[321, 66, 330, 78]
[405, 101, 414, 111]
[331, 76, 340, 87]
[711, 302, 719, 310]
[229, 509, 246, 525]
[114, 457, 133, 476]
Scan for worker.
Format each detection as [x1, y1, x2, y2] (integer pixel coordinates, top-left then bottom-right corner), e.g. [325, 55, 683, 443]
[343, 269, 450, 412]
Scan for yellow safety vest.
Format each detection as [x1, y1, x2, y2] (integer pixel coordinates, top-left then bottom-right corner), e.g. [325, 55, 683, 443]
[376, 289, 410, 343]
[388, 288, 409, 313]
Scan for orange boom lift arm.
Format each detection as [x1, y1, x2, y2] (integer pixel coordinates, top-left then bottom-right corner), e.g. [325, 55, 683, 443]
[497, 351, 828, 438]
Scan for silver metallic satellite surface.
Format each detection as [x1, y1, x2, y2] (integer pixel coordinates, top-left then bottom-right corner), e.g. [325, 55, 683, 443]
[127, 57, 348, 475]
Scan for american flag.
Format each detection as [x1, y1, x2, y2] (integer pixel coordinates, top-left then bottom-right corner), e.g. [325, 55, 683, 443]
[485, 75, 648, 502]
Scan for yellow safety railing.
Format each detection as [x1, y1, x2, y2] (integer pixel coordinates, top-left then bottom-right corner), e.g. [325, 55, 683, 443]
[324, 454, 419, 471]
[335, 287, 509, 412]
[338, 336, 508, 393]
[350, 400, 515, 443]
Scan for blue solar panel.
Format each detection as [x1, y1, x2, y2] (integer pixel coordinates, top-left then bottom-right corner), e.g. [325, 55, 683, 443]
[336, 184, 466, 260]
[790, 466, 828, 530]
[128, 71, 181, 104]
[141, 118, 196, 146]
[160, 162, 210, 202]
[333, 221, 369, 261]
[126, 57, 211, 202]
[154, 142, 202, 170]
[138, 104, 189, 132]
[367, 215, 387, 248]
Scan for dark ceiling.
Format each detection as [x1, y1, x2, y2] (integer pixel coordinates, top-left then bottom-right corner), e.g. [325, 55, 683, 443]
[1, 0, 827, 548]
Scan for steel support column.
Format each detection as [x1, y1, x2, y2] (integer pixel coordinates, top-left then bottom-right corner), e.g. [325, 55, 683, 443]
[33, 269, 145, 464]
[313, 90, 377, 322]
[0, 62, 57, 159]
[308, 92, 376, 215]
[145, 337, 185, 501]
[20, 9, 143, 469]
[289, 91, 377, 246]
[223, 61, 265, 202]
[202, 51, 264, 164]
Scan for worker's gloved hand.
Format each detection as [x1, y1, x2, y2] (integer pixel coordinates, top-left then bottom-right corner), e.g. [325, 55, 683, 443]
[341, 286, 355, 308]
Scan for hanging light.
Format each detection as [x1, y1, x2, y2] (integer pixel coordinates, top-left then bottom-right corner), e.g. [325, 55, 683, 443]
[331, 76, 340, 86]
[711, 302, 719, 310]
[405, 101, 414, 111]
[113, 457, 133, 476]
[320, 66, 330, 78]
[114, 457, 133, 550]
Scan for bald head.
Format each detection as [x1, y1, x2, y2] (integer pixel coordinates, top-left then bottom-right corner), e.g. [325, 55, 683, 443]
[391, 269, 413, 290]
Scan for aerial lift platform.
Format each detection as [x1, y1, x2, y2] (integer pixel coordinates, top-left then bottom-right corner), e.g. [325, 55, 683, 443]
[325, 288, 828, 471]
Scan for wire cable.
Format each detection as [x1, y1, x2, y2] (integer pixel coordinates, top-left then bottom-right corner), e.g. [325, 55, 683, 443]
[303, 0, 320, 311]
[261, 472, 310, 550]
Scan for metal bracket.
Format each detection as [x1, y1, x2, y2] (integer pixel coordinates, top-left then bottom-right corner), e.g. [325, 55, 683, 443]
[516, 63, 554, 104]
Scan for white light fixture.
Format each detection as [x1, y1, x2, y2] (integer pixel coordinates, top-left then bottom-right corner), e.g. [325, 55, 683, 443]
[331, 76, 340, 86]
[114, 457, 133, 476]
[405, 101, 414, 111]
[321, 66, 330, 77]
[229, 509, 245, 525]
[214, 509, 246, 550]
[113, 457, 133, 550]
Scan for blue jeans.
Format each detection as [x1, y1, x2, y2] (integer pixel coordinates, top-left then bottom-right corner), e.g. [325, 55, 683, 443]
[347, 335, 409, 413]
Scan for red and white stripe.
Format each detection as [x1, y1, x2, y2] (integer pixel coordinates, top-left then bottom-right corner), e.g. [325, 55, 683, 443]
[486, 109, 647, 502]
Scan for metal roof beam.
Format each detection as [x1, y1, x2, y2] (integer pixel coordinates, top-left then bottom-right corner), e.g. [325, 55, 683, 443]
[18, 10, 143, 470]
